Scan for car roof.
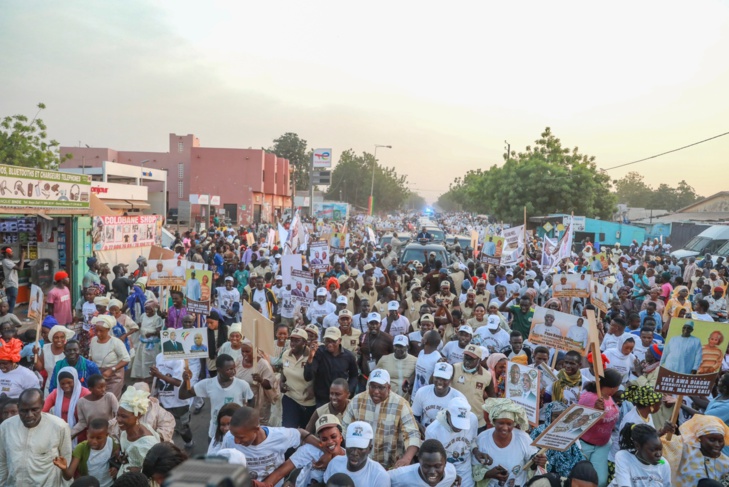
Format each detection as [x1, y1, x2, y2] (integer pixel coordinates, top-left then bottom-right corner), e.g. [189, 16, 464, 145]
[402, 242, 447, 251]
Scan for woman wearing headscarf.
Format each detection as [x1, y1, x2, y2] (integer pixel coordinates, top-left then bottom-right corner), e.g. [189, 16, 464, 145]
[474, 398, 547, 486]
[116, 386, 161, 476]
[661, 414, 729, 487]
[0, 336, 39, 397]
[42, 367, 90, 442]
[603, 334, 636, 385]
[619, 384, 673, 436]
[486, 353, 508, 398]
[529, 402, 583, 477]
[663, 285, 692, 332]
[130, 299, 163, 383]
[543, 298, 562, 313]
[33, 320, 74, 395]
[109, 298, 138, 355]
[88, 315, 130, 399]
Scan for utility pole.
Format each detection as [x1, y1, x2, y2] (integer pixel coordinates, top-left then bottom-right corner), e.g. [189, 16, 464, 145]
[505, 140, 511, 160]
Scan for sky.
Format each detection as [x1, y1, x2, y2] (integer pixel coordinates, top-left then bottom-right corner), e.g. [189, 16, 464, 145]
[2, 1, 729, 203]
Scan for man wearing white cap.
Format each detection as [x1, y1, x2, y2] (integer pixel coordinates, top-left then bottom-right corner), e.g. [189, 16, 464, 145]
[440, 324, 473, 365]
[323, 421, 390, 485]
[424, 397, 478, 487]
[380, 300, 410, 337]
[304, 327, 358, 407]
[306, 287, 336, 329]
[342, 371, 421, 470]
[411, 362, 467, 428]
[475, 315, 511, 354]
[322, 296, 349, 333]
[215, 276, 241, 322]
[376, 335, 417, 398]
[359, 312, 394, 383]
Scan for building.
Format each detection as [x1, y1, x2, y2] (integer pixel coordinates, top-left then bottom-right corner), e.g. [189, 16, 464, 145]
[60, 134, 292, 226]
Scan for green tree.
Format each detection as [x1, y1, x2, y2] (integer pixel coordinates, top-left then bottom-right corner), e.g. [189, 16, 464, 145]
[269, 132, 310, 191]
[614, 173, 700, 211]
[0, 103, 69, 169]
[613, 172, 652, 208]
[437, 128, 616, 222]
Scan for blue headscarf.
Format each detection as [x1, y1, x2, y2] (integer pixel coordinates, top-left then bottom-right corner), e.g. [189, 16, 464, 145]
[42, 315, 59, 330]
[126, 285, 147, 321]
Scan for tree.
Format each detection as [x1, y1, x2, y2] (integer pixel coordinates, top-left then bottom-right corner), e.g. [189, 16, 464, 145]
[613, 172, 652, 208]
[437, 128, 616, 222]
[0, 103, 69, 170]
[613, 173, 700, 211]
[269, 133, 310, 191]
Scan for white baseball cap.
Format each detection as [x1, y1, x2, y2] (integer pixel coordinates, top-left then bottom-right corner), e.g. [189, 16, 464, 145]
[393, 335, 409, 347]
[346, 421, 374, 449]
[433, 362, 454, 380]
[487, 315, 501, 330]
[368, 368, 390, 385]
[387, 300, 399, 311]
[336, 295, 348, 305]
[447, 397, 472, 431]
[458, 325, 473, 336]
[367, 312, 381, 323]
[316, 288, 327, 297]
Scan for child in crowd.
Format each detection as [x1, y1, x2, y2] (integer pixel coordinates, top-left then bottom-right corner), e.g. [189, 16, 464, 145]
[0, 301, 22, 329]
[54, 417, 119, 487]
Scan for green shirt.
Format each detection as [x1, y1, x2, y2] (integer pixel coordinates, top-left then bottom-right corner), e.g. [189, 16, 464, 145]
[509, 305, 534, 338]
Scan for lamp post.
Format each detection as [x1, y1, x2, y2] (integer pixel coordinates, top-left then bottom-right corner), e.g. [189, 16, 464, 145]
[369, 144, 392, 215]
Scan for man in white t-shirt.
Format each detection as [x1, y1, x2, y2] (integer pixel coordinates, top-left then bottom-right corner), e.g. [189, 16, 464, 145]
[566, 317, 589, 349]
[423, 398, 477, 487]
[388, 438, 459, 487]
[179, 353, 254, 438]
[322, 296, 349, 332]
[411, 362, 467, 428]
[307, 288, 336, 328]
[441, 325, 473, 365]
[412, 330, 443, 396]
[216, 277, 241, 321]
[324, 421, 391, 486]
[380, 300, 410, 337]
[475, 315, 510, 354]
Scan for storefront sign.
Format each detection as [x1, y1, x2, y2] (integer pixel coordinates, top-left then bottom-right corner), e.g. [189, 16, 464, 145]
[90, 182, 147, 201]
[0, 165, 91, 208]
[91, 214, 162, 251]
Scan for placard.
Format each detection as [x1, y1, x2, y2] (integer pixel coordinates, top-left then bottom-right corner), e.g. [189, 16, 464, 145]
[241, 301, 274, 360]
[654, 317, 722, 396]
[160, 327, 209, 359]
[480, 234, 504, 266]
[184, 268, 212, 303]
[290, 269, 314, 308]
[527, 306, 589, 355]
[500, 226, 524, 266]
[532, 404, 604, 451]
[148, 259, 188, 287]
[281, 254, 302, 286]
[589, 280, 610, 314]
[308, 241, 330, 273]
[0, 164, 91, 208]
[187, 299, 210, 315]
[551, 274, 592, 299]
[505, 362, 541, 427]
[92, 215, 161, 251]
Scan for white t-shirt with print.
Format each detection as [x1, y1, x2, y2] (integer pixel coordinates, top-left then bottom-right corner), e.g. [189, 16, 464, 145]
[411, 385, 467, 428]
[194, 377, 254, 437]
[154, 353, 189, 409]
[221, 427, 301, 486]
[324, 456, 391, 486]
[389, 462, 458, 487]
[413, 350, 442, 396]
[441, 341, 468, 365]
[474, 328, 510, 354]
[425, 414, 478, 487]
[0, 365, 40, 398]
[611, 450, 670, 487]
[251, 288, 270, 319]
[289, 443, 325, 487]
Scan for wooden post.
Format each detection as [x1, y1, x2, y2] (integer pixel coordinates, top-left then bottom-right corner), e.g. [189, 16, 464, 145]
[33, 296, 45, 365]
[551, 350, 559, 369]
[252, 319, 258, 365]
[523, 207, 528, 265]
[665, 395, 683, 441]
[591, 341, 602, 399]
[522, 447, 548, 471]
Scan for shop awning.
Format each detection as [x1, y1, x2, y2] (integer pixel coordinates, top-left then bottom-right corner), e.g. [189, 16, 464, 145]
[102, 199, 151, 210]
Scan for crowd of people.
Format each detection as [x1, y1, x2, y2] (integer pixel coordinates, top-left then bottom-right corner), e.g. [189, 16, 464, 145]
[0, 211, 727, 487]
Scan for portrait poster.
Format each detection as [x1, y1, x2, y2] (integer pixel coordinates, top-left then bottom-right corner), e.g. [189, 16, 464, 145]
[540, 235, 558, 272]
[500, 225, 524, 266]
[148, 259, 187, 287]
[532, 404, 604, 452]
[480, 233, 504, 266]
[161, 327, 209, 359]
[590, 281, 610, 315]
[551, 273, 592, 299]
[184, 268, 212, 303]
[505, 362, 541, 427]
[329, 231, 347, 255]
[27, 284, 44, 327]
[308, 241, 330, 273]
[527, 306, 589, 355]
[654, 317, 722, 396]
[591, 251, 611, 279]
[290, 269, 314, 308]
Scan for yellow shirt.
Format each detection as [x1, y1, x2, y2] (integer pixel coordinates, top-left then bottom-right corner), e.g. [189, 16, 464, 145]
[281, 350, 315, 406]
[340, 329, 362, 355]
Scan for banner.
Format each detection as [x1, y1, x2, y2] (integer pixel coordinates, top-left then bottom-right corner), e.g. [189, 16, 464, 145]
[284, 213, 308, 255]
[505, 362, 541, 427]
[551, 223, 574, 269]
[480, 234, 504, 266]
[290, 269, 314, 309]
[313, 201, 348, 221]
[148, 259, 188, 287]
[161, 327, 209, 359]
[527, 306, 589, 355]
[0, 164, 91, 208]
[92, 215, 161, 251]
[266, 228, 276, 248]
[655, 317, 722, 396]
[532, 404, 604, 452]
[308, 241, 330, 273]
[500, 225, 524, 266]
[552, 273, 592, 299]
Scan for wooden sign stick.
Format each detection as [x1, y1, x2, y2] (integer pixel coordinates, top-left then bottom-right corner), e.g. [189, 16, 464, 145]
[665, 395, 683, 441]
[522, 447, 548, 471]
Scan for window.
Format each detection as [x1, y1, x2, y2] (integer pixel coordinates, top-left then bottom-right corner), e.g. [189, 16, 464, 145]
[178, 181, 183, 199]
[598, 233, 606, 242]
[178, 163, 184, 179]
[178, 141, 184, 153]
[262, 170, 265, 183]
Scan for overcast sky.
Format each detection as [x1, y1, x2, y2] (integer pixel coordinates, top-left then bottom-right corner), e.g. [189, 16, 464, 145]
[2, 1, 728, 203]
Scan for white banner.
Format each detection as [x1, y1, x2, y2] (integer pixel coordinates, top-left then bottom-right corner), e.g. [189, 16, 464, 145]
[500, 225, 524, 266]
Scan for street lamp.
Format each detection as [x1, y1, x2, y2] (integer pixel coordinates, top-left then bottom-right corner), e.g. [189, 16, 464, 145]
[369, 144, 392, 215]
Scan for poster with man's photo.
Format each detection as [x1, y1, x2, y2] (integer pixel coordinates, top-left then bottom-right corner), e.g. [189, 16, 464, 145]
[589, 280, 610, 314]
[480, 233, 504, 266]
[308, 241, 330, 273]
[532, 404, 604, 451]
[527, 306, 588, 355]
[500, 226, 524, 266]
[551, 273, 592, 299]
[505, 362, 541, 426]
[185, 268, 212, 303]
[148, 259, 188, 287]
[290, 269, 314, 308]
[655, 317, 722, 396]
[160, 327, 209, 359]
[590, 252, 611, 279]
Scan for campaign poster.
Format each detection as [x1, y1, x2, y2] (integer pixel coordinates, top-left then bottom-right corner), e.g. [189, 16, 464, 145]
[551, 273, 592, 299]
[27, 284, 44, 327]
[185, 268, 212, 303]
[505, 362, 541, 427]
[527, 306, 589, 355]
[654, 317, 722, 396]
[92, 214, 161, 251]
[308, 241, 330, 273]
[500, 226, 524, 266]
[541, 235, 558, 272]
[148, 259, 188, 287]
[590, 280, 610, 315]
[329, 232, 347, 255]
[480, 234, 504, 266]
[160, 327, 209, 359]
[590, 252, 611, 279]
[241, 301, 274, 362]
[281, 254, 303, 286]
[532, 404, 604, 452]
[290, 269, 314, 308]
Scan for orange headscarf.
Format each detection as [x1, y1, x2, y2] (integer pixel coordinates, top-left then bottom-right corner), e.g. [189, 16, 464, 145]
[0, 338, 23, 362]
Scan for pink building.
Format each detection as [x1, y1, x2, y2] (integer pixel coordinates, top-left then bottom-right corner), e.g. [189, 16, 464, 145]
[60, 134, 292, 226]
